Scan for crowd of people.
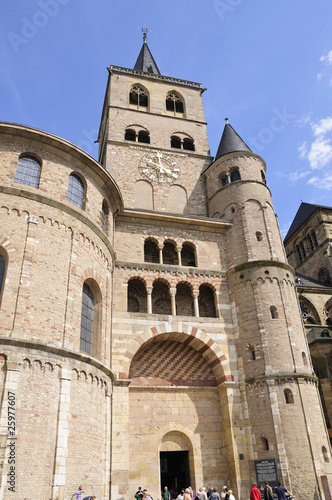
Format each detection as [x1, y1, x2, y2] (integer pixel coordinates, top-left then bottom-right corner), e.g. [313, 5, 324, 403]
[250, 482, 294, 500]
[135, 482, 294, 500]
[135, 485, 236, 500]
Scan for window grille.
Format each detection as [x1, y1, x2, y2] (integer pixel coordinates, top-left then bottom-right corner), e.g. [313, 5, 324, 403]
[67, 174, 84, 209]
[80, 283, 94, 354]
[14, 156, 41, 188]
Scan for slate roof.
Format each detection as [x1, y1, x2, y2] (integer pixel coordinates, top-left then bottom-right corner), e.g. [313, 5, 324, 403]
[294, 272, 332, 290]
[215, 123, 252, 160]
[283, 202, 332, 243]
[134, 36, 161, 75]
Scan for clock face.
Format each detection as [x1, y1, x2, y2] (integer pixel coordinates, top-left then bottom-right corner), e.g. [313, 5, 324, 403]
[139, 151, 180, 184]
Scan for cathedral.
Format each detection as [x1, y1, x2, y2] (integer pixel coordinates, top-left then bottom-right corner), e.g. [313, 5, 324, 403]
[0, 32, 332, 500]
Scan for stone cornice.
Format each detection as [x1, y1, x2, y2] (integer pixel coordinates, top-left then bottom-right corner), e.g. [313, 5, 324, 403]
[228, 259, 294, 275]
[115, 260, 227, 278]
[245, 372, 317, 385]
[107, 138, 212, 161]
[0, 337, 115, 381]
[208, 179, 271, 204]
[108, 65, 203, 90]
[117, 209, 232, 232]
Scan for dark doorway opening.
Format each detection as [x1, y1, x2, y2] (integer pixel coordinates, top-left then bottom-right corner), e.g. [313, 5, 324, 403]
[160, 450, 190, 493]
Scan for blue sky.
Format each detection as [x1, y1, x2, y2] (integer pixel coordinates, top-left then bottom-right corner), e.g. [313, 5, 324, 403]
[1, 0, 332, 237]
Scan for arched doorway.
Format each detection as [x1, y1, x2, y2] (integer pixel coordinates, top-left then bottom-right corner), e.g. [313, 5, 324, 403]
[160, 432, 192, 492]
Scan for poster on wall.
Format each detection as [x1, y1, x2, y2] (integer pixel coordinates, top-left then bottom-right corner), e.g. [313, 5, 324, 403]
[254, 459, 278, 490]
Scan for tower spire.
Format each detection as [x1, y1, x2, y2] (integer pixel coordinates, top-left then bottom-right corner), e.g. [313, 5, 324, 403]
[134, 26, 161, 75]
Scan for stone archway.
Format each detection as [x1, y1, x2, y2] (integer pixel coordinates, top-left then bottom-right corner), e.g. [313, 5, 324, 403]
[121, 321, 231, 384]
[126, 326, 230, 499]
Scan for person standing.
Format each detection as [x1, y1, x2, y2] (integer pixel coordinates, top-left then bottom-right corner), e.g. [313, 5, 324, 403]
[177, 489, 185, 500]
[250, 484, 261, 500]
[263, 482, 273, 500]
[209, 487, 221, 500]
[73, 486, 84, 500]
[200, 487, 208, 500]
[135, 487, 144, 500]
[183, 488, 192, 500]
[275, 482, 293, 500]
[162, 486, 171, 500]
[221, 487, 227, 500]
[228, 490, 235, 500]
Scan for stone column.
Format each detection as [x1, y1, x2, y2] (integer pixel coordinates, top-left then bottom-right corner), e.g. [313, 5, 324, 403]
[158, 244, 163, 264]
[176, 246, 182, 266]
[51, 368, 72, 500]
[192, 290, 199, 317]
[170, 288, 177, 316]
[147, 286, 153, 314]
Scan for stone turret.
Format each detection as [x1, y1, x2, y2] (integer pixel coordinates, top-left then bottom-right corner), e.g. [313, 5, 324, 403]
[204, 122, 332, 499]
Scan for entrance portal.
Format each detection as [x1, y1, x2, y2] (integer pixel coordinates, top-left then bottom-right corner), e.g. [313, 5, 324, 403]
[160, 450, 190, 492]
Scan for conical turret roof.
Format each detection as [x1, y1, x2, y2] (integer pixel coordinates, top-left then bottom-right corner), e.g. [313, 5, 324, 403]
[134, 33, 161, 75]
[215, 122, 252, 160]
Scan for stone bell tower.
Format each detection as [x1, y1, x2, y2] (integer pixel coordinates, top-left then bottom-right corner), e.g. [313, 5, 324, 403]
[97, 29, 212, 215]
[204, 122, 332, 499]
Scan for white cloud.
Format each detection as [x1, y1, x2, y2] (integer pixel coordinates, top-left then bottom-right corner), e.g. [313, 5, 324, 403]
[317, 73, 323, 81]
[307, 174, 332, 190]
[320, 50, 332, 64]
[288, 168, 310, 183]
[312, 116, 332, 136]
[297, 115, 332, 188]
[307, 138, 332, 169]
[298, 142, 307, 158]
[295, 114, 311, 128]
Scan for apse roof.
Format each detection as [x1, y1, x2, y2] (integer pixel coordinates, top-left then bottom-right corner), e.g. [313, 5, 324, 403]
[215, 122, 252, 160]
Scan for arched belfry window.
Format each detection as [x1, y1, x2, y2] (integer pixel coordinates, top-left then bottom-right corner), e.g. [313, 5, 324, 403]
[14, 155, 41, 188]
[125, 127, 150, 144]
[67, 173, 85, 209]
[129, 85, 148, 107]
[230, 169, 241, 182]
[219, 174, 229, 186]
[80, 282, 94, 354]
[166, 92, 184, 114]
[170, 135, 195, 151]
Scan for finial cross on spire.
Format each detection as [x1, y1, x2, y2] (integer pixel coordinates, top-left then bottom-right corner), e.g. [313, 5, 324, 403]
[139, 23, 151, 42]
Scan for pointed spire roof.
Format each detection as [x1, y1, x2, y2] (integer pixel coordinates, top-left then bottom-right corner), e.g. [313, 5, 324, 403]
[134, 29, 161, 75]
[215, 120, 252, 160]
